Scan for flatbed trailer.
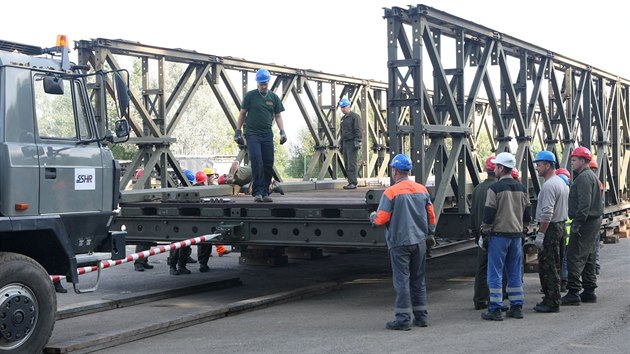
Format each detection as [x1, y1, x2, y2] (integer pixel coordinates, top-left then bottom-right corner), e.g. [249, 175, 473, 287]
[113, 184, 386, 249]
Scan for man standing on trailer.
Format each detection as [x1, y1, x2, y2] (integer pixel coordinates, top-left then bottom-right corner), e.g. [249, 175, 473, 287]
[234, 68, 287, 203]
[338, 98, 362, 190]
[480, 152, 531, 321]
[532, 151, 568, 313]
[371, 154, 436, 330]
[561, 147, 602, 305]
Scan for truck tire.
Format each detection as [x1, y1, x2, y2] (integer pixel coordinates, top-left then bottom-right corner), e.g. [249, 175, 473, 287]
[0, 252, 56, 353]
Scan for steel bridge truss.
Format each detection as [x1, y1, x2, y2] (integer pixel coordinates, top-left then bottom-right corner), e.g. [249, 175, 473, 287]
[384, 5, 630, 225]
[76, 39, 391, 188]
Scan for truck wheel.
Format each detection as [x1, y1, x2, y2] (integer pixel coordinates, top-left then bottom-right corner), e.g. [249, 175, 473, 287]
[0, 252, 56, 353]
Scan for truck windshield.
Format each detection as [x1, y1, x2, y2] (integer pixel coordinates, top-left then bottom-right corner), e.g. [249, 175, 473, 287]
[34, 75, 92, 141]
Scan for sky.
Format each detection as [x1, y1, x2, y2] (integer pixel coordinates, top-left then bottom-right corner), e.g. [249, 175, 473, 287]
[3, 0, 629, 80]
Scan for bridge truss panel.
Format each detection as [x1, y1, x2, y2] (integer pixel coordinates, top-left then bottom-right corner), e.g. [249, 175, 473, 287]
[384, 4, 630, 226]
[76, 38, 390, 188]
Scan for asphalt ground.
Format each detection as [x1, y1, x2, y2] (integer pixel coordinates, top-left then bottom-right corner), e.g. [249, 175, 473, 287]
[51, 239, 630, 353]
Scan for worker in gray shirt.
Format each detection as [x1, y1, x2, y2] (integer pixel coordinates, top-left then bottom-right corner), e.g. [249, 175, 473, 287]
[532, 151, 568, 313]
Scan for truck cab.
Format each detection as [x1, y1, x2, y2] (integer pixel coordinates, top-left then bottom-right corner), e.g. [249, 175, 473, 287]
[0, 37, 128, 352]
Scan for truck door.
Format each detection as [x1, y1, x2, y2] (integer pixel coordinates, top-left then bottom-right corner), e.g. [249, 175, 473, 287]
[33, 74, 104, 214]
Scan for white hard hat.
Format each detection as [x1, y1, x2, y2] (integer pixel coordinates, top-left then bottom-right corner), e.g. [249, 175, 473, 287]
[491, 152, 516, 169]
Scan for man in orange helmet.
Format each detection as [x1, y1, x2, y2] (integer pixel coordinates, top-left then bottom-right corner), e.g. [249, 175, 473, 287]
[471, 155, 499, 310]
[561, 147, 602, 305]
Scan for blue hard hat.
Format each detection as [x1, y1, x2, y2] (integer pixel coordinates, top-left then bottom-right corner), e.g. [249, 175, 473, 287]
[184, 169, 195, 183]
[339, 98, 351, 108]
[255, 68, 270, 83]
[533, 150, 556, 164]
[558, 174, 570, 186]
[390, 153, 412, 171]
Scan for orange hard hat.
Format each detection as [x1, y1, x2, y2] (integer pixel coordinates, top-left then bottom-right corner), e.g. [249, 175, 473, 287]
[556, 168, 571, 181]
[135, 169, 144, 180]
[570, 146, 592, 162]
[217, 174, 227, 185]
[484, 154, 496, 171]
[195, 171, 207, 183]
[588, 159, 599, 170]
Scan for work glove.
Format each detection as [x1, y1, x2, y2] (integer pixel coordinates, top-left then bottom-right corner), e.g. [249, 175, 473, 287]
[426, 232, 436, 248]
[369, 211, 377, 226]
[535, 231, 545, 250]
[234, 129, 244, 145]
[478, 234, 489, 251]
[279, 130, 287, 145]
[354, 140, 361, 150]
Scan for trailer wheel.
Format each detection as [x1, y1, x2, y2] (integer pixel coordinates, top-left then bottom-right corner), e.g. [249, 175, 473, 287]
[0, 252, 56, 353]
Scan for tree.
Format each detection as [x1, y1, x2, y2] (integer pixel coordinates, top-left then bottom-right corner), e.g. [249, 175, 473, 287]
[285, 128, 316, 178]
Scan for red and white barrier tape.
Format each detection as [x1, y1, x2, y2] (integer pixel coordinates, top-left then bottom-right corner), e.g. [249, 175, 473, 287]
[50, 233, 222, 283]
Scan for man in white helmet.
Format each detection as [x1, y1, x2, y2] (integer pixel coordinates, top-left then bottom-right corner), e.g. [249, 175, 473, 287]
[480, 152, 531, 321]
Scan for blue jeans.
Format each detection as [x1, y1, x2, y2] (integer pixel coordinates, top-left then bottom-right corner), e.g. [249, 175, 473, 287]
[389, 243, 428, 324]
[487, 236, 524, 311]
[246, 133, 274, 197]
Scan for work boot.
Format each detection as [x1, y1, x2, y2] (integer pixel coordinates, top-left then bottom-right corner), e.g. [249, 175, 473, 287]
[178, 266, 191, 275]
[580, 289, 597, 303]
[253, 195, 263, 202]
[262, 195, 273, 202]
[474, 302, 488, 310]
[481, 310, 503, 321]
[169, 267, 179, 275]
[412, 318, 428, 327]
[199, 264, 210, 273]
[561, 291, 581, 306]
[186, 256, 197, 264]
[134, 263, 145, 272]
[533, 303, 560, 313]
[54, 282, 67, 294]
[343, 184, 357, 190]
[506, 306, 523, 319]
[142, 262, 154, 270]
[385, 320, 410, 331]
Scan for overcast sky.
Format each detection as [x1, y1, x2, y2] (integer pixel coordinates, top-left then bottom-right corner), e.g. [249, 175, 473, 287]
[3, 0, 629, 80]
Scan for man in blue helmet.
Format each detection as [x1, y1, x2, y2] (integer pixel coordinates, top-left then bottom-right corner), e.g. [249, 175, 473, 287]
[371, 153, 436, 330]
[532, 151, 568, 313]
[339, 98, 362, 189]
[234, 68, 286, 203]
[480, 152, 531, 321]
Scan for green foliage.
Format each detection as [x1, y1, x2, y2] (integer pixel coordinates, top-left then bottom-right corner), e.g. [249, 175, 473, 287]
[111, 143, 137, 160]
[284, 128, 316, 178]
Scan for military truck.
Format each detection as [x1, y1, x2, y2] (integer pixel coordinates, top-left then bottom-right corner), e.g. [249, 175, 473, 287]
[0, 36, 129, 352]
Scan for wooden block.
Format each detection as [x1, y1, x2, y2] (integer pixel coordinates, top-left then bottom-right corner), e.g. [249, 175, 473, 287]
[285, 247, 324, 260]
[604, 234, 620, 244]
[618, 230, 630, 239]
[524, 262, 539, 273]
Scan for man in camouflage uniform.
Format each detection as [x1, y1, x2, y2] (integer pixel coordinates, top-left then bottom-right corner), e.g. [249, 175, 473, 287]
[532, 151, 568, 313]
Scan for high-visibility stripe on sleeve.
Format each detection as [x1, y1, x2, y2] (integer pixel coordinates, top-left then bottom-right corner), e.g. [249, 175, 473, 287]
[426, 203, 436, 226]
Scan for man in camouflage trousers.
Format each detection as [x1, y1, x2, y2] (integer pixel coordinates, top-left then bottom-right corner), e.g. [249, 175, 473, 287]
[532, 151, 568, 313]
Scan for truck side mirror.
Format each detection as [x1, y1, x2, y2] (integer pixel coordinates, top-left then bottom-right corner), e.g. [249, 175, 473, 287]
[43, 76, 64, 95]
[114, 119, 129, 138]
